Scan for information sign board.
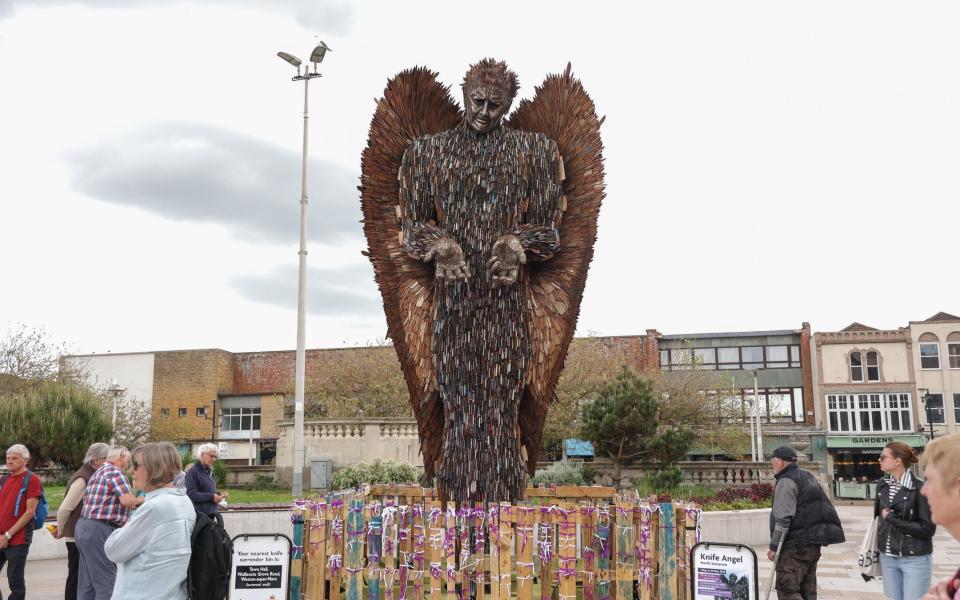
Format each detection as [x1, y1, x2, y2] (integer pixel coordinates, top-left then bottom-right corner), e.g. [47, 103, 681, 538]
[229, 534, 292, 600]
[691, 542, 759, 600]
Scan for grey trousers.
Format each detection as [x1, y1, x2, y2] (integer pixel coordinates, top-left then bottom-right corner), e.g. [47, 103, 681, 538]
[74, 518, 118, 600]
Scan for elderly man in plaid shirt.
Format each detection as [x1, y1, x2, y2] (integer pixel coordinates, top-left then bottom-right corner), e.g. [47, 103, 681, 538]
[74, 445, 141, 600]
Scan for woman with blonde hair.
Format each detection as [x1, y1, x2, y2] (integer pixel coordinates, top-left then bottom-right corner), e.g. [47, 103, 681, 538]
[875, 441, 935, 600]
[103, 442, 196, 600]
[920, 434, 960, 599]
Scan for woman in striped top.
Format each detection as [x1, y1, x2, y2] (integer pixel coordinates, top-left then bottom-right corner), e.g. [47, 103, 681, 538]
[875, 441, 936, 600]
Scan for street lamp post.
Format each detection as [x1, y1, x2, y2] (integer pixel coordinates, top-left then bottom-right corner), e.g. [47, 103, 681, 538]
[277, 41, 331, 497]
[753, 369, 763, 461]
[106, 379, 125, 446]
[918, 387, 935, 441]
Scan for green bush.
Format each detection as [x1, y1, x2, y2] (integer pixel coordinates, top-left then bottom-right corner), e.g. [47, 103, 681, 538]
[531, 462, 586, 486]
[246, 473, 277, 490]
[579, 464, 598, 485]
[332, 460, 421, 490]
[212, 459, 228, 487]
[646, 467, 684, 489]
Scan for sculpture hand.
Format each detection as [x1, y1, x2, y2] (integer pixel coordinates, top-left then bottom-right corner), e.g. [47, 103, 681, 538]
[424, 238, 470, 282]
[487, 234, 526, 287]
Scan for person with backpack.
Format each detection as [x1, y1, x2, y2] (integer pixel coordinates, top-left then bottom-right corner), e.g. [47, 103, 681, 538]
[104, 442, 196, 600]
[768, 445, 846, 599]
[0, 443, 45, 600]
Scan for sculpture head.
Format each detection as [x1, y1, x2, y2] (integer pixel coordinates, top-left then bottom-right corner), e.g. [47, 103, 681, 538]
[461, 58, 519, 134]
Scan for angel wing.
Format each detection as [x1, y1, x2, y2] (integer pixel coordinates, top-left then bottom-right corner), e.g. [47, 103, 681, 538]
[506, 64, 606, 474]
[360, 67, 461, 478]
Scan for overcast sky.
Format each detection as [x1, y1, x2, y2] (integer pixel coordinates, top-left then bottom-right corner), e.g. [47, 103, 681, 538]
[2, 1, 958, 354]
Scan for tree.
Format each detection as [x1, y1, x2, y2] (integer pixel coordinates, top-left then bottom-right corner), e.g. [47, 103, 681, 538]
[300, 342, 412, 419]
[0, 380, 113, 468]
[580, 368, 694, 489]
[0, 322, 86, 385]
[543, 336, 648, 459]
[652, 368, 751, 458]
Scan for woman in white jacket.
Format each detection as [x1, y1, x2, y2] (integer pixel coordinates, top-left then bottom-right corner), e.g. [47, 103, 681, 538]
[104, 442, 196, 600]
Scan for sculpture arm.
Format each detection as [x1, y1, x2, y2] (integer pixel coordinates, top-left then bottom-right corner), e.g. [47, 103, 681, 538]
[399, 145, 449, 259]
[399, 144, 469, 281]
[513, 138, 563, 261]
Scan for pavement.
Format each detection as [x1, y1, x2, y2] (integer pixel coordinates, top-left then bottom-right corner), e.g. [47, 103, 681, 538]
[4, 505, 959, 599]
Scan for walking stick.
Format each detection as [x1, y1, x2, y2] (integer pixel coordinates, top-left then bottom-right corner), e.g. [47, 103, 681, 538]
[764, 536, 786, 600]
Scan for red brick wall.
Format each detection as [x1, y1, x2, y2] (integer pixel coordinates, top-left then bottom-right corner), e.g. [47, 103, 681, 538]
[800, 322, 815, 425]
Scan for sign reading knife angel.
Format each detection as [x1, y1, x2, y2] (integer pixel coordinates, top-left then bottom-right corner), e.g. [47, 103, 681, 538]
[361, 59, 605, 502]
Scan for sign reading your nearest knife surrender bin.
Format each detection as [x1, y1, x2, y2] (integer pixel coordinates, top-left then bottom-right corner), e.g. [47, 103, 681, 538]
[229, 534, 291, 600]
[691, 542, 759, 600]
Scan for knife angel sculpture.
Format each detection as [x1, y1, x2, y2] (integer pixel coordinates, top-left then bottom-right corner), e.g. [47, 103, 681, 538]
[360, 59, 605, 502]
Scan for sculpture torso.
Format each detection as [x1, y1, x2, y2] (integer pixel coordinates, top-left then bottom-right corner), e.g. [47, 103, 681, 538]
[400, 121, 562, 501]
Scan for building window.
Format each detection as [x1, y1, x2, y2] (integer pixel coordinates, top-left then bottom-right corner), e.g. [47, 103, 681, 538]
[948, 342, 960, 369]
[925, 393, 945, 424]
[178, 408, 187, 417]
[826, 393, 912, 433]
[160, 408, 169, 417]
[221, 407, 262, 432]
[735, 387, 804, 423]
[717, 347, 740, 369]
[953, 393, 960, 425]
[920, 343, 941, 369]
[670, 348, 692, 370]
[741, 346, 763, 369]
[866, 351, 880, 381]
[694, 348, 716, 368]
[765, 346, 789, 368]
[849, 352, 863, 382]
[196, 407, 207, 418]
[661, 344, 802, 371]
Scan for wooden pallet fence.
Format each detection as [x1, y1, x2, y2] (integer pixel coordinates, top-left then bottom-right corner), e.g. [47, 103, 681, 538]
[298, 493, 701, 600]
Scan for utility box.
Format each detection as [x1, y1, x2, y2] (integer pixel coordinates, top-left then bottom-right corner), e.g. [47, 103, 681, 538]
[310, 459, 332, 490]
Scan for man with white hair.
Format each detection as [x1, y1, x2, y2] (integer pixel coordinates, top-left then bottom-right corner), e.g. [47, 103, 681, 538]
[75, 445, 139, 600]
[56, 442, 110, 600]
[0, 443, 43, 600]
[185, 443, 228, 515]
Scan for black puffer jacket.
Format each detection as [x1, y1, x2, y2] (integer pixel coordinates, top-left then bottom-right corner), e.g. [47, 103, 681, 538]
[874, 475, 935, 557]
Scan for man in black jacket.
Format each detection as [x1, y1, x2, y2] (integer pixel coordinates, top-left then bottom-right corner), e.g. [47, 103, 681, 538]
[185, 443, 228, 515]
[769, 446, 845, 600]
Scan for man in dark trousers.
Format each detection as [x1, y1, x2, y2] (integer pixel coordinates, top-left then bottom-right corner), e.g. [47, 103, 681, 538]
[768, 446, 845, 599]
[0, 444, 43, 600]
[185, 443, 227, 514]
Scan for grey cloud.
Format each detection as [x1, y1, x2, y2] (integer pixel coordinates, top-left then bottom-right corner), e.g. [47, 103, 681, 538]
[231, 263, 383, 317]
[4, 0, 355, 31]
[66, 122, 361, 244]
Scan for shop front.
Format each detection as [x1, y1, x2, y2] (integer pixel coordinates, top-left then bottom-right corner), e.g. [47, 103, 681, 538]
[827, 434, 926, 499]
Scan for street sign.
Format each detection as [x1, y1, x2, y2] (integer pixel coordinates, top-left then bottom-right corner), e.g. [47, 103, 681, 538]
[230, 534, 292, 600]
[691, 542, 759, 600]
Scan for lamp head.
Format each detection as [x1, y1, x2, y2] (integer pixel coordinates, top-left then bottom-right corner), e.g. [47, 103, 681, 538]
[277, 51, 302, 68]
[310, 41, 331, 65]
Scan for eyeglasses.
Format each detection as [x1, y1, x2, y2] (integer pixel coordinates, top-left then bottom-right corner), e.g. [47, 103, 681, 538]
[879, 454, 894, 461]
[132, 460, 140, 470]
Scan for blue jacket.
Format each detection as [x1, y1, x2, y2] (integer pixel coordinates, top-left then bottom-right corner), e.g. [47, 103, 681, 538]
[184, 461, 219, 515]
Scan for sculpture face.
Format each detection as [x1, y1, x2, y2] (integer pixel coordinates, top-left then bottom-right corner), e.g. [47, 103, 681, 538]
[463, 85, 511, 133]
